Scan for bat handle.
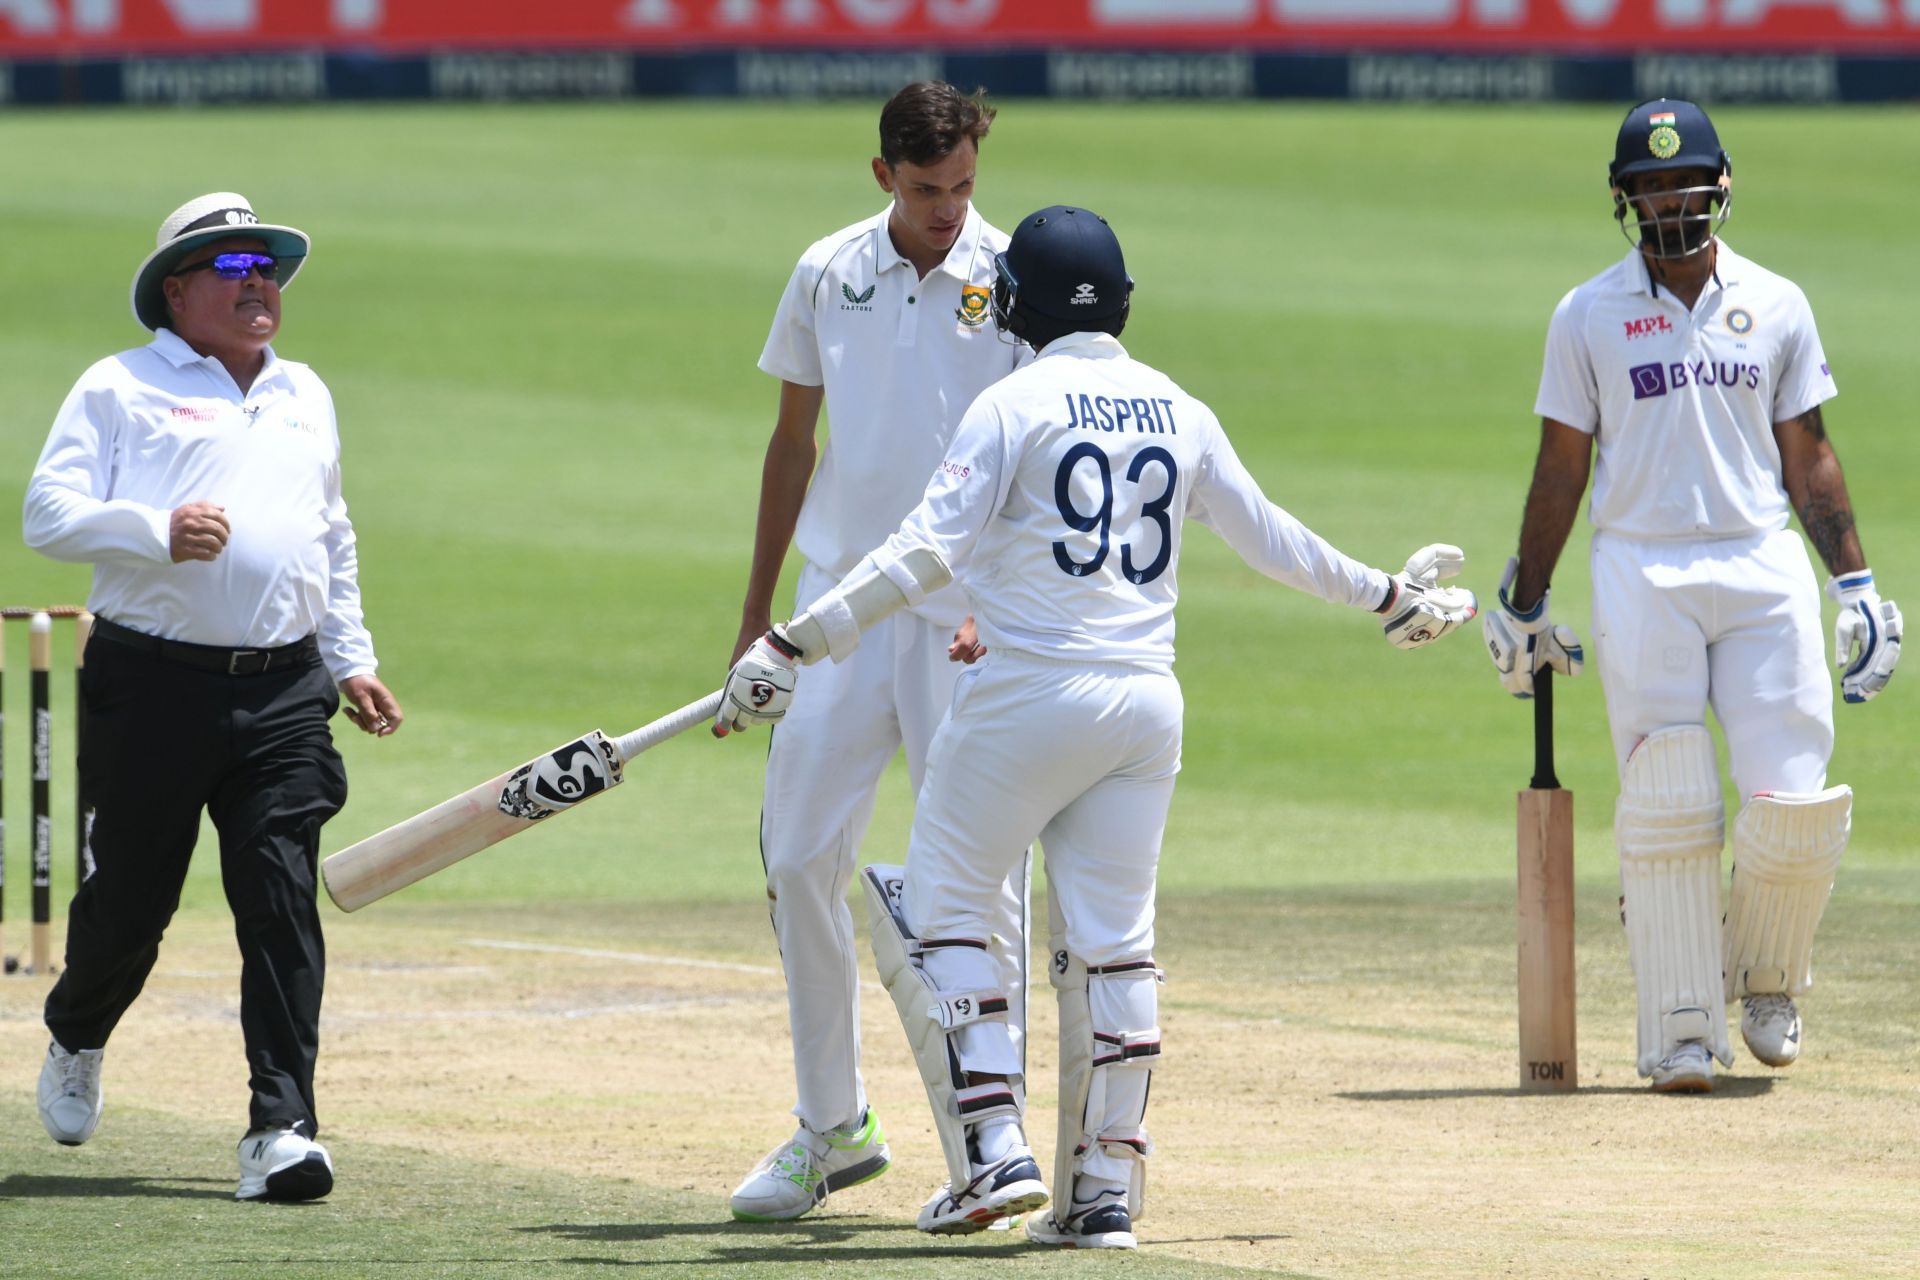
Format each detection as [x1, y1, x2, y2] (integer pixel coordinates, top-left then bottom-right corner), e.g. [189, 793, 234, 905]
[612, 690, 725, 763]
[1530, 667, 1559, 791]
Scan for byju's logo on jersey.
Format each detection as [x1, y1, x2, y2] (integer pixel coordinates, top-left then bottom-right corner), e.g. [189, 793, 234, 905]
[1070, 283, 1099, 305]
[1623, 315, 1672, 341]
[1629, 363, 1669, 399]
[840, 282, 875, 312]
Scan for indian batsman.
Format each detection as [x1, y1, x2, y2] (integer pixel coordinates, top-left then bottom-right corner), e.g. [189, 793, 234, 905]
[716, 205, 1478, 1245]
[1482, 99, 1902, 1092]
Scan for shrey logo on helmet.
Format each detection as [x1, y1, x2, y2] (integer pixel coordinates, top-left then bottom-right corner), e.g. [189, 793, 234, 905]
[1071, 283, 1099, 305]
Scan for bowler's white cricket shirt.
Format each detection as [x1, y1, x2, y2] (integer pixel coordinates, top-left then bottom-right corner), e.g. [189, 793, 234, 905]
[1535, 243, 1836, 541]
[759, 204, 1026, 626]
[878, 332, 1390, 670]
[24, 327, 377, 680]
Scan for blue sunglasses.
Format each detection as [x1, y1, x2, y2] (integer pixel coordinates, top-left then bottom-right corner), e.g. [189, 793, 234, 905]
[174, 252, 283, 282]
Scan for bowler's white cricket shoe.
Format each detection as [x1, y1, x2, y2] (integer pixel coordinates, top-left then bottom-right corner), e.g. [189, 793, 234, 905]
[1026, 1187, 1137, 1250]
[1741, 994, 1802, 1068]
[729, 1109, 890, 1222]
[915, 1148, 1049, 1235]
[236, 1126, 334, 1202]
[38, 1041, 104, 1146]
[1650, 1041, 1715, 1093]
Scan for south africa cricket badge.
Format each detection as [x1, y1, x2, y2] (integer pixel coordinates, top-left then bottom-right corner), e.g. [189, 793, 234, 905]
[957, 284, 990, 329]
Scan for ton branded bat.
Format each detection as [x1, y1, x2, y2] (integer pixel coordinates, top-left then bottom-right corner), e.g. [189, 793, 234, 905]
[1516, 667, 1577, 1090]
[322, 690, 722, 912]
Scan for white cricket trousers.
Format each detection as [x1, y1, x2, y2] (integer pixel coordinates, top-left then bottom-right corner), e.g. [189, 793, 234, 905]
[1590, 526, 1834, 796]
[761, 563, 1029, 1134]
[904, 651, 1182, 999]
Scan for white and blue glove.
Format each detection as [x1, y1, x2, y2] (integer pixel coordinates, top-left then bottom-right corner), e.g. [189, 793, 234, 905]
[714, 628, 800, 736]
[1482, 556, 1584, 698]
[1828, 570, 1902, 704]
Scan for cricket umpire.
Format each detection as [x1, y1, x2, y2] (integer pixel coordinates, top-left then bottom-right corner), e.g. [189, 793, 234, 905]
[23, 192, 402, 1200]
[1483, 102, 1902, 1092]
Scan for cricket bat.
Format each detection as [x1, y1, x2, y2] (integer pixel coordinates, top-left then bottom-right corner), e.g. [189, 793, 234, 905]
[1516, 667, 1577, 1090]
[321, 689, 723, 912]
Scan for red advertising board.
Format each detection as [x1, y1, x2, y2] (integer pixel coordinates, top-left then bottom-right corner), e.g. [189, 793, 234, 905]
[4, 0, 1917, 56]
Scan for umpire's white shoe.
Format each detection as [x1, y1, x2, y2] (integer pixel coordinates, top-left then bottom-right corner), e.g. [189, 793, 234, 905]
[236, 1126, 334, 1202]
[38, 1041, 105, 1147]
[1650, 1041, 1715, 1093]
[1026, 1187, 1137, 1250]
[729, 1109, 891, 1222]
[915, 1148, 1049, 1235]
[1741, 994, 1803, 1068]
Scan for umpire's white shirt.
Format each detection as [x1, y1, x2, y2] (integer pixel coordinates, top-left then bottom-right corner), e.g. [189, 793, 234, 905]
[879, 332, 1390, 670]
[24, 327, 376, 680]
[1535, 243, 1837, 541]
[759, 203, 1026, 627]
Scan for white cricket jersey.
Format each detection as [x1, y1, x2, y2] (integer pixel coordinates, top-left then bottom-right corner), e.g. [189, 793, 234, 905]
[759, 203, 1028, 627]
[23, 327, 377, 680]
[878, 332, 1390, 670]
[1535, 243, 1837, 541]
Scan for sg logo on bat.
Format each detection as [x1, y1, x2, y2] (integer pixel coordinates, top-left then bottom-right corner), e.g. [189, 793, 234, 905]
[497, 731, 625, 822]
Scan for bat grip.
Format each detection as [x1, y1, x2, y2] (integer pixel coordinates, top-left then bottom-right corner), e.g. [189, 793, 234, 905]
[1530, 667, 1559, 791]
[612, 690, 725, 763]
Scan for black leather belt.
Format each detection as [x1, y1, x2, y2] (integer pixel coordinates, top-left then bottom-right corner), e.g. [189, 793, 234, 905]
[92, 617, 319, 676]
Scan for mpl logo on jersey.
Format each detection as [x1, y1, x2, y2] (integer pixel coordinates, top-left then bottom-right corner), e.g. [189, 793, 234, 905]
[1623, 314, 1672, 340]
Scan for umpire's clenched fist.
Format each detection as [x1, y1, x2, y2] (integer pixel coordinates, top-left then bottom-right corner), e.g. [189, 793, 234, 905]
[169, 500, 231, 563]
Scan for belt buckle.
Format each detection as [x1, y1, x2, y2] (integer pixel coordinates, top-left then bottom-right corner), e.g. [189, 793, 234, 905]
[228, 650, 261, 675]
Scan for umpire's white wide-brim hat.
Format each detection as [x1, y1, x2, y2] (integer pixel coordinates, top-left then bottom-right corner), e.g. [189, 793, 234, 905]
[130, 192, 310, 331]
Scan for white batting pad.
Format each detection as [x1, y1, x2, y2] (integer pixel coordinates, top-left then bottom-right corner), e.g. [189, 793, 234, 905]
[1047, 894, 1161, 1219]
[861, 865, 1016, 1192]
[1725, 787, 1851, 1000]
[1615, 725, 1730, 1075]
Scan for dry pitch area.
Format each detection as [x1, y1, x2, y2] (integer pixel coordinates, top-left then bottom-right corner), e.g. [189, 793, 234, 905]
[2, 882, 1915, 1279]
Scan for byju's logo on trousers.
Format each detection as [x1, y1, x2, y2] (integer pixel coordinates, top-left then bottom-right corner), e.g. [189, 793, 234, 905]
[1629, 363, 1668, 399]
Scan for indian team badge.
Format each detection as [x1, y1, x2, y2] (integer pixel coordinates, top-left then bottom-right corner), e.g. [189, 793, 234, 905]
[1648, 125, 1682, 160]
[1725, 307, 1754, 335]
[956, 283, 990, 328]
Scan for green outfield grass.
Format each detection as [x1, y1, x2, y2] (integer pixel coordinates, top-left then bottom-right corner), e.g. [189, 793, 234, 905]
[0, 102, 1915, 1279]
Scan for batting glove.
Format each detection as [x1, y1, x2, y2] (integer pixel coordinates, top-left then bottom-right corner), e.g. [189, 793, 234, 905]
[1482, 556, 1584, 698]
[1828, 570, 1902, 704]
[1379, 543, 1478, 650]
[714, 628, 800, 737]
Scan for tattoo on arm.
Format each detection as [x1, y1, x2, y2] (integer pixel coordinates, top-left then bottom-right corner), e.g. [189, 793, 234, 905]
[1796, 404, 1828, 442]
[1781, 405, 1865, 574]
[1801, 490, 1857, 574]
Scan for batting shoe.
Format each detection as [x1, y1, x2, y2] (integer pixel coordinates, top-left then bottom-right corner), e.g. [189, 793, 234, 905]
[915, 1148, 1050, 1235]
[236, 1125, 334, 1202]
[1026, 1187, 1137, 1250]
[1741, 993, 1803, 1068]
[37, 1040, 105, 1146]
[1650, 1041, 1715, 1093]
[728, 1109, 891, 1222]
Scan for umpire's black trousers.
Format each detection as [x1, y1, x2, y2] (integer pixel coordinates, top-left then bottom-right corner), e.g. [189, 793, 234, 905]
[45, 624, 348, 1137]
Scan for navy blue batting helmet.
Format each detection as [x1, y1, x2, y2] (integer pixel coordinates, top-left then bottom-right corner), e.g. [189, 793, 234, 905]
[1609, 98, 1729, 186]
[991, 205, 1131, 347]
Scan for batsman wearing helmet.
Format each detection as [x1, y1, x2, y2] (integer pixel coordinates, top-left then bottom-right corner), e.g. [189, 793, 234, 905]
[1483, 99, 1902, 1092]
[718, 205, 1476, 1246]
